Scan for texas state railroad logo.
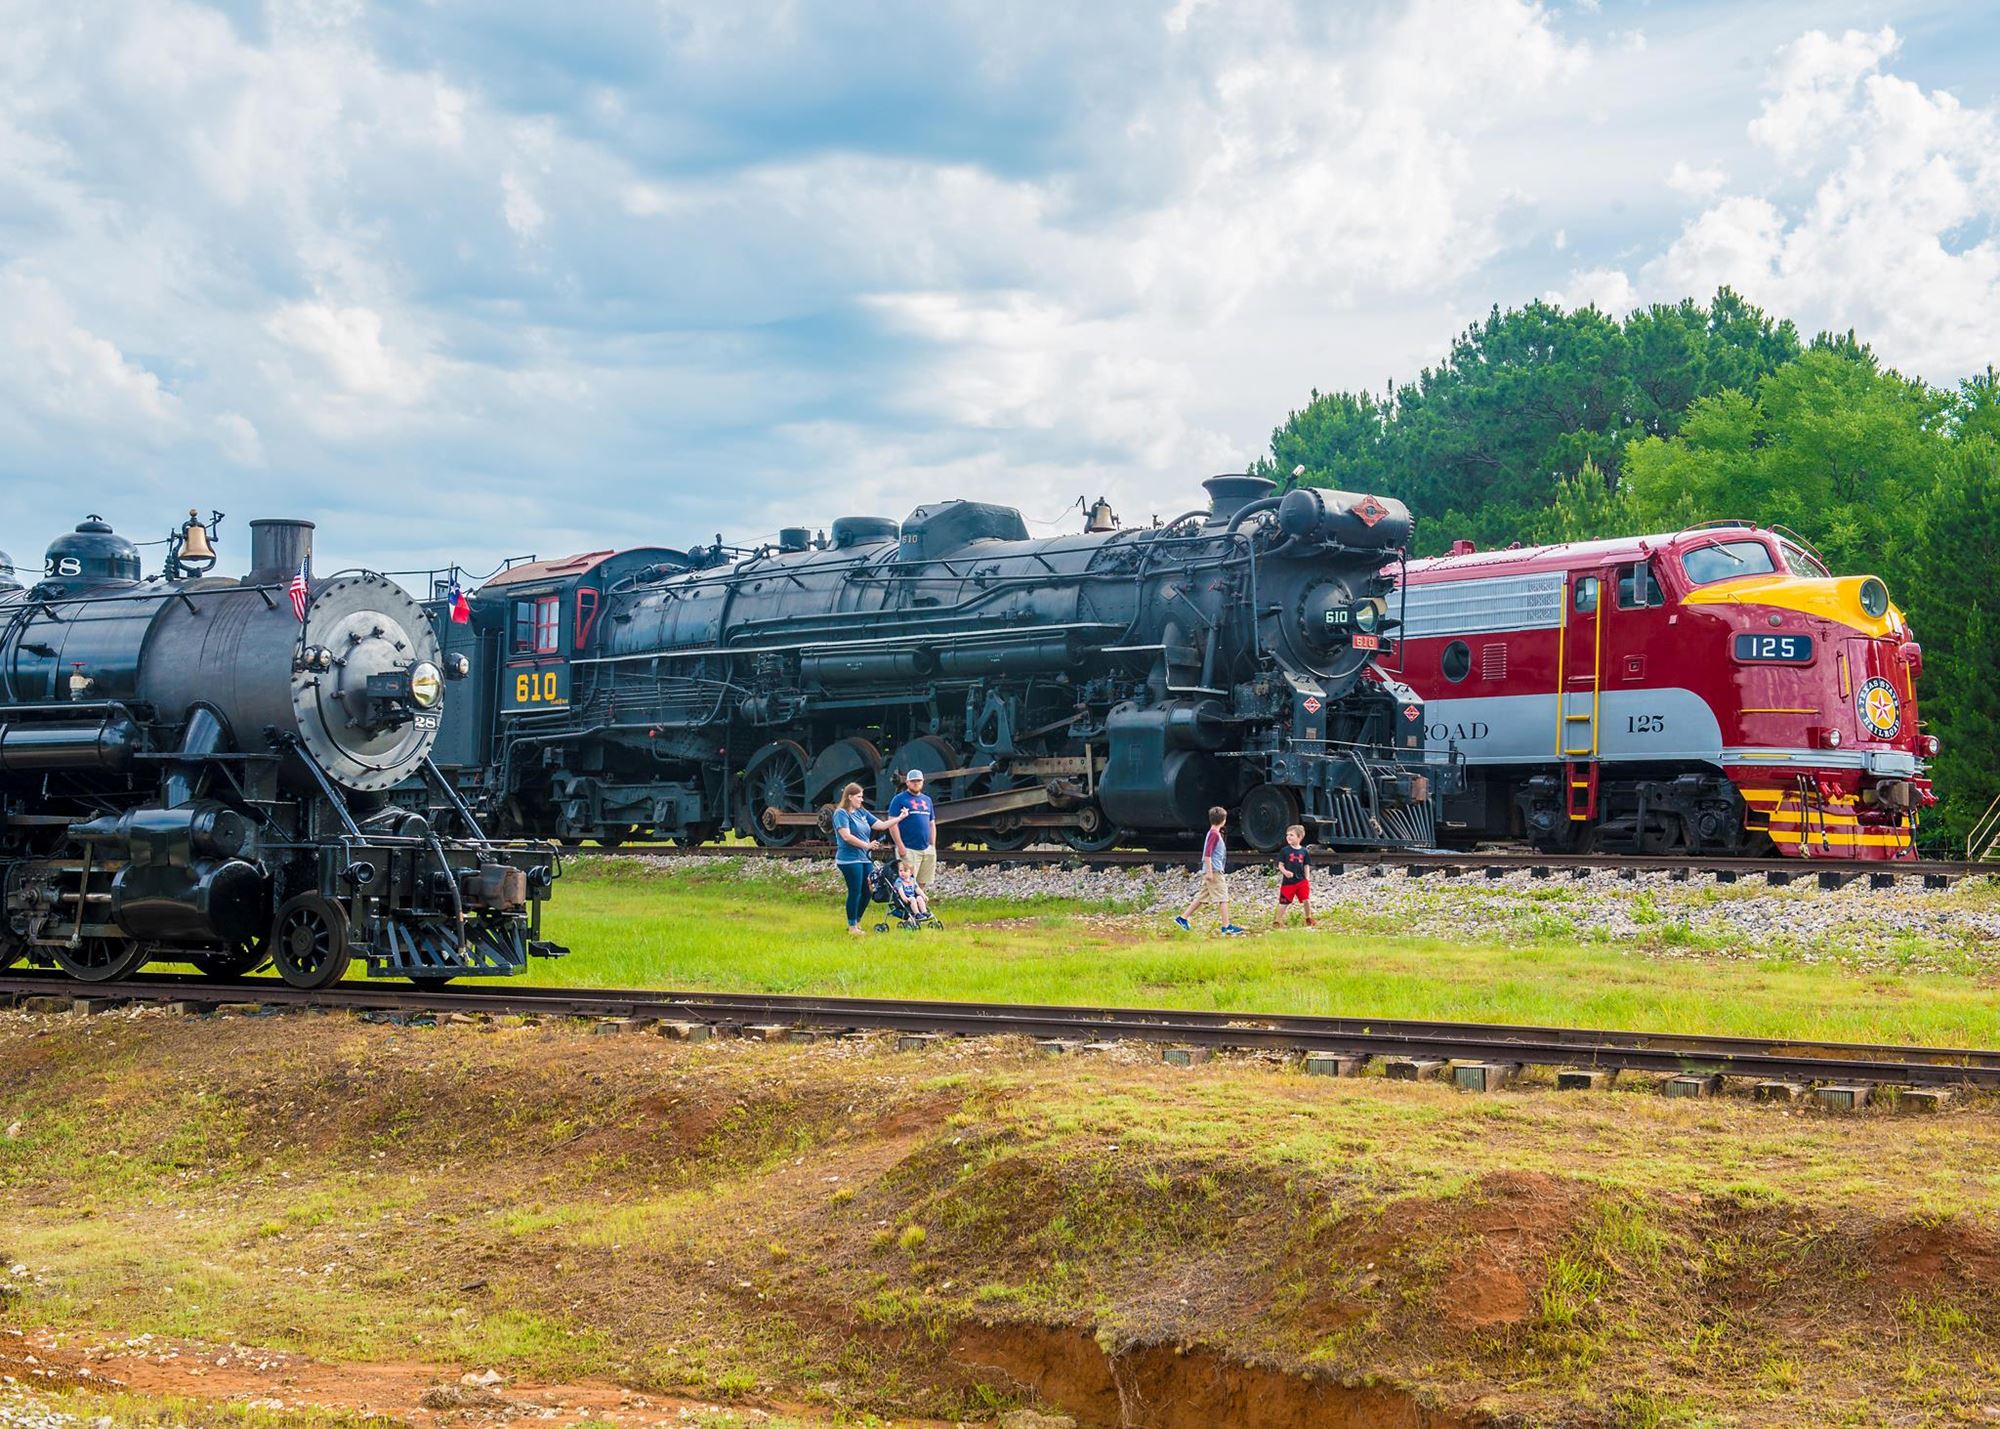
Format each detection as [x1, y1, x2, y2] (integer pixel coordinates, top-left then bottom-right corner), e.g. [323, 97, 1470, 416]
[1856, 677, 1902, 739]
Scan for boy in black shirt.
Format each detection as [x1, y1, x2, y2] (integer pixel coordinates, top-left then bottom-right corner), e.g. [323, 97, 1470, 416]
[1273, 824, 1315, 929]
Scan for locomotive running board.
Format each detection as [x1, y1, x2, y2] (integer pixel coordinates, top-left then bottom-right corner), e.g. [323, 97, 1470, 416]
[765, 782, 1072, 827]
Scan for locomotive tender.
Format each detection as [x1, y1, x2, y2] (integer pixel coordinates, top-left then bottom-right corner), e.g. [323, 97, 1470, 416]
[429, 475, 1441, 854]
[0, 513, 563, 987]
[1395, 524, 1934, 858]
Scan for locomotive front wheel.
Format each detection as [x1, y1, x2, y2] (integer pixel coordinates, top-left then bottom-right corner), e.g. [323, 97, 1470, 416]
[1238, 784, 1302, 854]
[53, 936, 149, 984]
[271, 894, 353, 990]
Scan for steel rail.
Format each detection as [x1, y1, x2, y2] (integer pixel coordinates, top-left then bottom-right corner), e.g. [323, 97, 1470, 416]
[584, 843, 1987, 885]
[6, 973, 1997, 1089]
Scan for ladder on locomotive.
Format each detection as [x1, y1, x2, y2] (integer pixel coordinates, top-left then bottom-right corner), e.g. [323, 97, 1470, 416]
[1969, 792, 2000, 863]
[1555, 572, 1606, 822]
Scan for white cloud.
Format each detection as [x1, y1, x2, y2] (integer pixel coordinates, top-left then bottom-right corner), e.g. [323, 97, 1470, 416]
[1644, 29, 2000, 378]
[1666, 159, 1727, 200]
[214, 412, 264, 466]
[1747, 26, 1898, 164]
[1545, 267, 1636, 314]
[501, 172, 546, 239]
[1545, 27, 1999, 382]
[266, 301, 436, 403]
[0, 270, 182, 432]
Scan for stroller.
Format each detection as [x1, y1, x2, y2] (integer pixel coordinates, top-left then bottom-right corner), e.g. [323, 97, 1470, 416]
[870, 860, 943, 932]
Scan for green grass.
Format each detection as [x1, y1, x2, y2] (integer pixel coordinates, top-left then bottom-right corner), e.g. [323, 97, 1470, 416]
[3, 1389, 402, 1428]
[509, 861, 2000, 1050]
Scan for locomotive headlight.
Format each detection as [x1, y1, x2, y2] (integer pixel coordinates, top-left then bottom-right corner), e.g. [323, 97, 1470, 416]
[1350, 599, 1385, 634]
[1858, 577, 1889, 618]
[408, 660, 444, 708]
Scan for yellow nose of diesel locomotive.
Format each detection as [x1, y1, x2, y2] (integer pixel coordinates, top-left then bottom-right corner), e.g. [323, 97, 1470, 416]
[1680, 572, 1904, 638]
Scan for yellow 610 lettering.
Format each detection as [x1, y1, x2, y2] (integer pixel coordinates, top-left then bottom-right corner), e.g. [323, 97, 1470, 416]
[515, 671, 562, 704]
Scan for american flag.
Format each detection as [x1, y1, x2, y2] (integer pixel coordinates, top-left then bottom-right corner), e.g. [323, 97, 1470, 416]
[287, 557, 310, 622]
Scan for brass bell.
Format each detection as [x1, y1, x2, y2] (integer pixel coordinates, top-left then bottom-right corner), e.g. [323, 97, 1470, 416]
[1084, 496, 1119, 533]
[178, 509, 216, 563]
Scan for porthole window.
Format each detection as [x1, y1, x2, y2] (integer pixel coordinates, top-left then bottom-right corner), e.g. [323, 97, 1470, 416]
[1442, 639, 1472, 683]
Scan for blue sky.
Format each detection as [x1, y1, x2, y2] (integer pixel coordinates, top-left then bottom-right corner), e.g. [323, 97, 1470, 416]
[1, 0, 1995, 576]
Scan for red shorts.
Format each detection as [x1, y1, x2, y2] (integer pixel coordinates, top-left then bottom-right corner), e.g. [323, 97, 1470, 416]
[1278, 880, 1311, 904]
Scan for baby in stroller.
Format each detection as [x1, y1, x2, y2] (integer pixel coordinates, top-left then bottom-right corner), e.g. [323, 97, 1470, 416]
[872, 857, 941, 931]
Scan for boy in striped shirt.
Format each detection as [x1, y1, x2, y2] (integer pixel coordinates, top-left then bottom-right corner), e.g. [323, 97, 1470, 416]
[1174, 806, 1244, 936]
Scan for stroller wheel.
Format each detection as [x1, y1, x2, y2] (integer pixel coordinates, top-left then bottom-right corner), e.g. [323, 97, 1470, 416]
[928, 918, 945, 929]
[873, 922, 889, 933]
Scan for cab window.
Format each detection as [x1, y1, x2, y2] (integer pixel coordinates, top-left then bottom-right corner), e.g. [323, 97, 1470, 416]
[1573, 576, 1599, 614]
[513, 596, 562, 654]
[1779, 540, 1830, 578]
[1616, 561, 1664, 609]
[1681, 540, 1776, 586]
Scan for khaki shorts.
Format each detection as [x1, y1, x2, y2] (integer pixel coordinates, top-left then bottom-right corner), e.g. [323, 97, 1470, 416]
[904, 845, 937, 891]
[1199, 869, 1226, 897]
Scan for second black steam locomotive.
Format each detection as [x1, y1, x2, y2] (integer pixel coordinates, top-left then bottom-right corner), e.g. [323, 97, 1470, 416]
[428, 475, 1441, 854]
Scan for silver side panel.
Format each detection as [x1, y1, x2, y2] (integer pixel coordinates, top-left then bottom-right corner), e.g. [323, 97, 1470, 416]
[1423, 689, 1724, 765]
[1396, 573, 1566, 640]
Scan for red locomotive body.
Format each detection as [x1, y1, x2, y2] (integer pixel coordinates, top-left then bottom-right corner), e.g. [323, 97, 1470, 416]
[1394, 525, 1934, 859]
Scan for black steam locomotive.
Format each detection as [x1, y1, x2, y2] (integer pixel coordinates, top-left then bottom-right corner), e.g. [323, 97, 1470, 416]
[428, 475, 1440, 854]
[0, 513, 562, 988]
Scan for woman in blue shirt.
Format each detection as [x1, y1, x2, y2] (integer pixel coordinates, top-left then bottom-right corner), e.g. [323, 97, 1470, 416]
[832, 782, 904, 934]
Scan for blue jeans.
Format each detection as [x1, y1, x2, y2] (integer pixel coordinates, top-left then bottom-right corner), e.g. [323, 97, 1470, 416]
[839, 862, 871, 927]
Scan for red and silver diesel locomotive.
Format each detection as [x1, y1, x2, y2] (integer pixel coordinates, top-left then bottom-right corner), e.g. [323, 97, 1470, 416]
[1394, 524, 1934, 859]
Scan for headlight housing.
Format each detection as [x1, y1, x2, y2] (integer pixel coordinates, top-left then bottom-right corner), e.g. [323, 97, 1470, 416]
[408, 660, 444, 708]
[1859, 577, 1889, 618]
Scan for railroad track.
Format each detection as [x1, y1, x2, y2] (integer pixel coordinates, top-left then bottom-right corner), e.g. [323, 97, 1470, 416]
[6, 972, 1996, 1094]
[593, 841, 1988, 888]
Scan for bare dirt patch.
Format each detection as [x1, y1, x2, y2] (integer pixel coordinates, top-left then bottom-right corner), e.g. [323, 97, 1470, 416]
[2, 1326, 938, 1427]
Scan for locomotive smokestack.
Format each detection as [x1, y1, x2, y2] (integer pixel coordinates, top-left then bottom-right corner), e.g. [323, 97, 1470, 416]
[247, 518, 315, 582]
[1202, 474, 1278, 523]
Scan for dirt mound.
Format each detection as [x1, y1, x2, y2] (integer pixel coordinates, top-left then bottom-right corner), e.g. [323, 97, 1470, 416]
[8, 1011, 2000, 1427]
[1866, 1217, 2000, 1293]
[953, 1322, 1485, 1429]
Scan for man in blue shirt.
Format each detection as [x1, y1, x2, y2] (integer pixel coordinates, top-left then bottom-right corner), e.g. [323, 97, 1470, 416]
[887, 768, 938, 893]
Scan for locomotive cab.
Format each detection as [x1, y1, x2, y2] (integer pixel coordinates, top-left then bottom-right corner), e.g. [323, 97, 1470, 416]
[423, 547, 689, 844]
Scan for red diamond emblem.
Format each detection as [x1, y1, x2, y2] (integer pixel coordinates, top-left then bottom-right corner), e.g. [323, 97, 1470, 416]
[1403, 706, 1420, 722]
[1355, 495, 1388, 527]
[1302, 696, 1321, 715]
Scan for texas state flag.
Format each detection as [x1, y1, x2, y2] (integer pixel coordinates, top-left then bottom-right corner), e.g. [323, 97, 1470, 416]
[448, 580, 472, 625]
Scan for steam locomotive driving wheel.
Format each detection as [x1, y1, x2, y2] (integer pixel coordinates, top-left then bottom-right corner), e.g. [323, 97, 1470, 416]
[271, 893, 352, 990]
[52, 936, 149, 984]
[740, 740, 811, 848]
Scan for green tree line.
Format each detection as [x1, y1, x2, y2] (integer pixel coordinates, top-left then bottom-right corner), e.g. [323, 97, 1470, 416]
[1257, 290, 1999, 848]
